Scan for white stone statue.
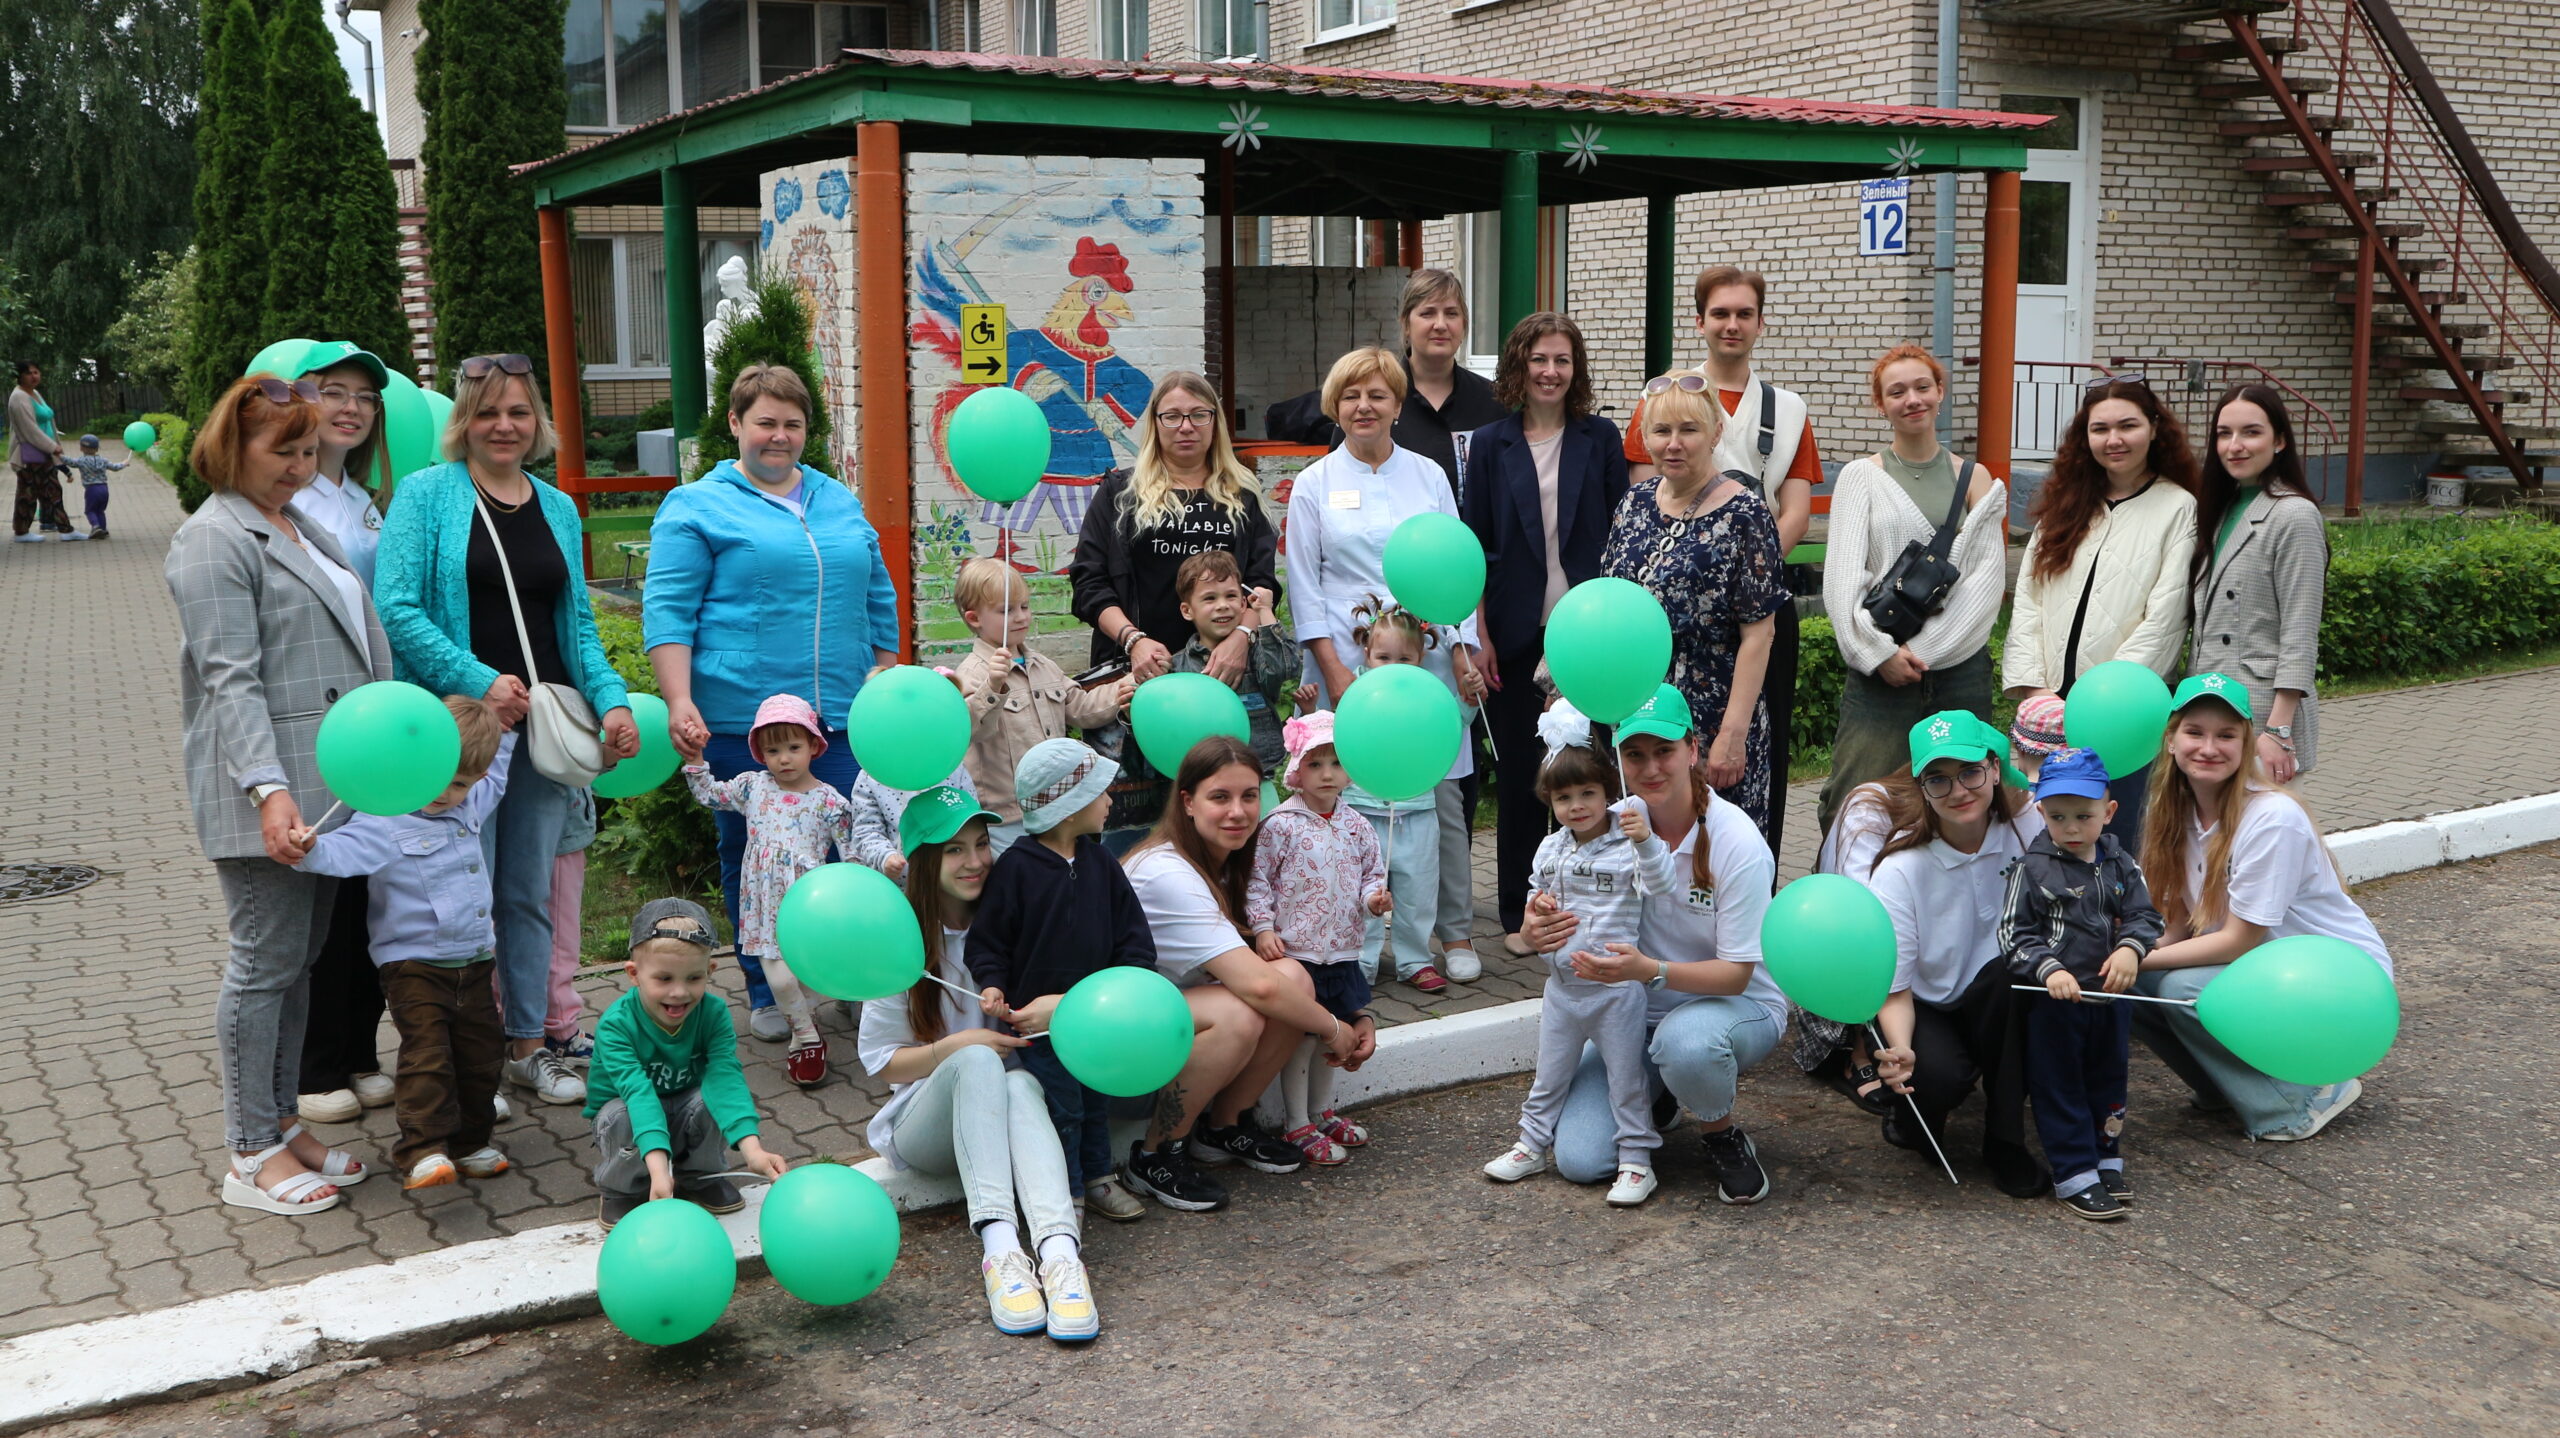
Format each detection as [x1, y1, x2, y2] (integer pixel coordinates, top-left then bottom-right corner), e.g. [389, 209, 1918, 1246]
[702, 256, 755, 389]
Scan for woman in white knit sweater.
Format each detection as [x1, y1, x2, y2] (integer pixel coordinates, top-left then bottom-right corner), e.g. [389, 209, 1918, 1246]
[1816, 346, 2008, 837]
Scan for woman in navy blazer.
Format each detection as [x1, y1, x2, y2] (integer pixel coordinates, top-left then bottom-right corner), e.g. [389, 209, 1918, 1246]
[1458, 312, 1631, 954]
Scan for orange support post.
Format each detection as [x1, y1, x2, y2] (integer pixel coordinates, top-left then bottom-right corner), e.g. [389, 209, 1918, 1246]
[538, 205, 594, 574]
[1974, 170, 2021, 488]
[857, 121, 915, 662]
[1398, 220, 1424, 269]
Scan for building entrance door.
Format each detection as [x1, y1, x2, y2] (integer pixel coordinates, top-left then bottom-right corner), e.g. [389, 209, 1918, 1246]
[2003, 93, 2099, 457]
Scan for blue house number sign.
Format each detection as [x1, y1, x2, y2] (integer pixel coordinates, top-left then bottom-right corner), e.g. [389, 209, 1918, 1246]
[1860, 178, 1909, 257]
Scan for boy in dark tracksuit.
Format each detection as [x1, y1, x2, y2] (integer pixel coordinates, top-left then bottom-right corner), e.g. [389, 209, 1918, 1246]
[1999, 748, 2164, 1221]
[969, 738, 1159, 1193]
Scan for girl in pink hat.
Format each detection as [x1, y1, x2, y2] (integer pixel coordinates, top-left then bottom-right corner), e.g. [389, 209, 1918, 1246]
[681, 693, 853, 1086]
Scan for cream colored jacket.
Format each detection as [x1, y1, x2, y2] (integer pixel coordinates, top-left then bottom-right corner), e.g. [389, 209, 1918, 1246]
[2003, 479, 2198, 693]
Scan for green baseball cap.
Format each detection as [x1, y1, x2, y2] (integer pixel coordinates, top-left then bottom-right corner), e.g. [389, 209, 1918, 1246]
[293, 340, 391, 391]
[2169, 671, 2254, 722]
[899, 783, 1001, 856]
[1905, 710, 2024, 780]
[1612, 684, 1693, 745]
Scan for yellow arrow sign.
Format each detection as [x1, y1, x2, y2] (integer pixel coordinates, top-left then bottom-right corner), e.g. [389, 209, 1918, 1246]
[960, 303, 1008, 384]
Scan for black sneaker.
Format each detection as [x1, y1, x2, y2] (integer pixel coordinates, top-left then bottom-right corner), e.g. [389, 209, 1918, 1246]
[598, 1189, 645, 1230]
[2098, 1170, 2132, 1203]
[1699, 1125, 1771, 1205]
[2061, 1185, 2127, 1221]
[1123, 1141, 1228, 1212]
[1188, 1120, 1305, 1174]
[677, 1175, 744, 1213]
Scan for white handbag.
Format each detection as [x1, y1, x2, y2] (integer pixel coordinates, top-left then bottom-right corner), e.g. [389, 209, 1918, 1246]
[472, 489, 607, 788]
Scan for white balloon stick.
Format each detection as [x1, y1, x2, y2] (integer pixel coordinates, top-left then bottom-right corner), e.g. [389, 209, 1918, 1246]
[2008, 984, 2196, 1008]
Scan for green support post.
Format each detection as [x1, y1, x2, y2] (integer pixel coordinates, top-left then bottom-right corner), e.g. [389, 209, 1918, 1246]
[1645, 193, 1679, 379]
[1499, 150, 1539, 338]
[662, 165, 704, 443]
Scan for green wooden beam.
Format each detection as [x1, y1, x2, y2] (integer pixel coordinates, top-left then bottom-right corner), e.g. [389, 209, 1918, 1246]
[530, 82, 974, 203]
[1499, 150, 1539, 339]
[663, 166, 704, 442]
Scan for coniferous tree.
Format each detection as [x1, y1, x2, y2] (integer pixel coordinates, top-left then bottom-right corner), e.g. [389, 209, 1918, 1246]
[256, 0, 413, 381]
[692, 275, 832, 478]
[418, 0, 565, 371]
[183, 0, 269, 409]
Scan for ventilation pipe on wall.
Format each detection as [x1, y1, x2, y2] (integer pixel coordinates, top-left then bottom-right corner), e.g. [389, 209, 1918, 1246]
[1930, 0, 1958, 442]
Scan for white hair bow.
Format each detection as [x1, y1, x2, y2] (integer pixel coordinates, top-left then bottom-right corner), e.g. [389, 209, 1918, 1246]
[1536, 701, 1595, 763]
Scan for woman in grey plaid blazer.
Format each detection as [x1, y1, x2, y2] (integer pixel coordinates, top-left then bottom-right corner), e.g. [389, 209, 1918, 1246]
[169, 377, 392, 1216]
[2190, 384, 2326, 781]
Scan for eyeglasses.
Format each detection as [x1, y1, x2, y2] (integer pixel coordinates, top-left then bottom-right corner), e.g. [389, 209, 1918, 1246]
[1919, 761, 1994, 799]
[1156, 409, 1217, 430]
[1643, 374, 1711, 396]
[249, 377, 321, 405]
[458, 353, 535, 380]
[2083, 373, 2152, 391]
[317, 385, 382, 412]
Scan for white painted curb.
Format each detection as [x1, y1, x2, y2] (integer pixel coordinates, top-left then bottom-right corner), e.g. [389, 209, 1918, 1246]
[7, 787, 2554, 1433]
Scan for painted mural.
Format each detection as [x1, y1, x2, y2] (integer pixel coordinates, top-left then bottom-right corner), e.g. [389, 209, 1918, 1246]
[758, 160, 858, 481]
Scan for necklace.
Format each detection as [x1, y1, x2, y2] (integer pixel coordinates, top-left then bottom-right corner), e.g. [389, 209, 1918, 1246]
[473, 476, 529, 514]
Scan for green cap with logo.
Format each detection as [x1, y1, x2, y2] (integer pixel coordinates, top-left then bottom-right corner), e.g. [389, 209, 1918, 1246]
[2169, 671, 2254, 723]
[1612, 683, 1693, 745]
[291, 339, 392, 391]
[899, 783, 1001, 856]
[1906, 710, 2034, 789]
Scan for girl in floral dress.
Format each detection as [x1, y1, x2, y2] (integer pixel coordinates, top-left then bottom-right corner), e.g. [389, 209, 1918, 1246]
[681, 693, 853, 1088]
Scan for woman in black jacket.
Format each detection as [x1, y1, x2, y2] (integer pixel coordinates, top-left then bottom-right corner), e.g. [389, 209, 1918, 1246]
[1458, 312, 1631, 955]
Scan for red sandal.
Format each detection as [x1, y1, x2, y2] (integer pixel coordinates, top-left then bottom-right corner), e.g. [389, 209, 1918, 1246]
[1407, 965, 1447, 994]
[785, 1040, 829, 1088]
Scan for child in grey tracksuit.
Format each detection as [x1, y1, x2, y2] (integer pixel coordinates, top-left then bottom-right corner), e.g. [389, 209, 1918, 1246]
[1484, 704, 1674, 1201]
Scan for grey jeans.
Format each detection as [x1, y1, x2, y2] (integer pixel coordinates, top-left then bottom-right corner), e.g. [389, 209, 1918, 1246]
[1432, 776, 1473, 948]
[889, 1042, 1079, 1245]
[213, 858, 340, 1152]
[1520, 971, 1657, 1168]
[592, 1089, 730, 1194]
[1817, 647, 1995, 838]
[482, 764, 575, 1041]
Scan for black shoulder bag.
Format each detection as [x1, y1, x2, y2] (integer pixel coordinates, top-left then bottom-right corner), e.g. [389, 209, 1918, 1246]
[1860, 462, 1977, 645]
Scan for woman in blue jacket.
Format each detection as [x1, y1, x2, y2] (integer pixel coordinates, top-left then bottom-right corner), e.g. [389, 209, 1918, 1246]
[374, 354, 639, 1109]
[1458, 312, 1630, 957]
[645, 365, 902, 1042]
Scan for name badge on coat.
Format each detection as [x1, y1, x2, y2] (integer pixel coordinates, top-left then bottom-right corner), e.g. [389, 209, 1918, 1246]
[1329, 489, 1362, 510]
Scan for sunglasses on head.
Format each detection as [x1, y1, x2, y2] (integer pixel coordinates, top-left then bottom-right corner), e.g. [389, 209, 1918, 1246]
[458, 353, 535, 380]
[249, 377, 321, 405]
[1642, 374, 1711, 396]
[2083, 373, 2152, 391]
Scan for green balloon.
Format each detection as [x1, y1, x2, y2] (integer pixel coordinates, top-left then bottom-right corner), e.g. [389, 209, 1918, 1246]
[946, 386, 1050, 505]
[1543, 577, 1672, 725]
[597, 1197, 736, 1345]
[758, 1163, 900, 1306]
[244, 337, 315, 380]
[379, 370, 440, 483]
[419, 388, 454, 459]
[1333, 663, 1460, 803]
[314, 681, 464, 816]
[1759, 874, 1898, 1025]
[1130, 672, 1250, 776]
[1051, 966, 1197, 1097]
[2062, 660, 2174, 779]
[847, 666, 971, 791]
[2193, 935, 2400, 1087]
[775, 862, 924, 1001]
[1382, 512, 1486, 627]
[121, 421, 156, 454]
[1261, 780, 1281, 812]
[593, 693, 681, 799]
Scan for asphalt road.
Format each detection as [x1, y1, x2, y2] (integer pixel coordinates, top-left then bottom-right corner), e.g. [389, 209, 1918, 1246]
[45, 846, 2560, 1438]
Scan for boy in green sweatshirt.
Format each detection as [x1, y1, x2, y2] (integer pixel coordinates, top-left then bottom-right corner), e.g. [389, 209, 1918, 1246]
[585, 898, 788, 1229]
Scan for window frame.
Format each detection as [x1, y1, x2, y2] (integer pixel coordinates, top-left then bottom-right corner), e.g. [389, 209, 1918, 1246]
[1196, 0, 1256, 59]
[1016, 0, 1059, 55]
[1095, 0, 1148, 59]
[1311, 0, 1394, 44]
[566, 0, 890, 133]
[578, 232, 759, 381]
[1454, 207, 1566, 376]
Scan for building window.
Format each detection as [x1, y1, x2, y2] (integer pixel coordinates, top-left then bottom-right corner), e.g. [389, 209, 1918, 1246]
[1197, 0, 1255, 57]
[611, 0, 673, 126]
[1097, 0, 1148, 59]
[760, 1, 888, 83]
[574, 233, 756, 377]
[1310, 216, 1358, 266]
[1457, 208, 1565, 372]
[1316, 0, 1392, 35]
[1016, 0, 1058, 55]
[570, 1, 888, 131]
[567, 0, 610, 127]
[963, 0, 983, 49]
[681, 0, 750, 107]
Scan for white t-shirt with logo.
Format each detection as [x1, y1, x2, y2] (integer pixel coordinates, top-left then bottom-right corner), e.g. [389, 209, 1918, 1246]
[1621, 791, 1785, 1027]
[1870, 820, 2035, 1007]
[2191, 788, 2393, 978]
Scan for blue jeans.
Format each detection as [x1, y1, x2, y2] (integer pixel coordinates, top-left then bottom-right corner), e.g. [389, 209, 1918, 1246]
[481, 764, 577, 1041]
[2133, 965, 2324, 1138]
[1553, 995, 1781, 1184]
[1354, 798, 1438, 981]
[1018, 1041, 1115, 1193]
[2024, 994, 2130, 1197]
[888, 1043, 1079, 1243]
[703, 728, 859, 1011]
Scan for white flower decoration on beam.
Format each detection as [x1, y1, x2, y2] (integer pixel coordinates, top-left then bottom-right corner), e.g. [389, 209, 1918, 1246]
[1221, 102, 1270, 152]
[1563, 123, 1609, 173]
[1886, 138, 1927, 175]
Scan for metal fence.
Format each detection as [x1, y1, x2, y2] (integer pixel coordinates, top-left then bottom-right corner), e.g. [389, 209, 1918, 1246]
[48, 381, 171, 436]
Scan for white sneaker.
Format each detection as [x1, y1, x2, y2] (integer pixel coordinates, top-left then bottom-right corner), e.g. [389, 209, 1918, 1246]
[504, 1049, 587, 1104]
[748, 1005, 790, 1043]
[298, 1089, 361, 1124]
[2263, 1078, 2363, 1142]
[1442, 946, 1483, 982]
[457, 1146, 511, 1178]
[492, 1091, 513, 1123]
[1483, 1143, 1548, 1182]
[981, 1250, 1047, 1335]
[350, 1072, 396, 1108]
[1607, 1164, 1659, 1207]
[1040, 1253, 1100, 1342]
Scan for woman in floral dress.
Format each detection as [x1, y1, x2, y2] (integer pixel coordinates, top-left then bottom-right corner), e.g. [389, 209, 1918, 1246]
[1600, 377, 1791, 831]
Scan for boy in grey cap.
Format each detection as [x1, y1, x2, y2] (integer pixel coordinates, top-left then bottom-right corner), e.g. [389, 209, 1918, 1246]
[64, 435, 125, 539]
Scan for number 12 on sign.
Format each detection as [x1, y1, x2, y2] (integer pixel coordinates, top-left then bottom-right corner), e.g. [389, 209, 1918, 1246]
[1860, 179, 1909, 257]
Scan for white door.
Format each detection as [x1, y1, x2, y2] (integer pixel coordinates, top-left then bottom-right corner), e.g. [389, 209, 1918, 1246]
[2003, 93, 2099, 457]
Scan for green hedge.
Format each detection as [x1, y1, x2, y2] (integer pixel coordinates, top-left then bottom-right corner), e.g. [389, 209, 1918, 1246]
[135, 412, 206, 511]
[2319, 517, 2560, 682]
[589, 606, 722, 899]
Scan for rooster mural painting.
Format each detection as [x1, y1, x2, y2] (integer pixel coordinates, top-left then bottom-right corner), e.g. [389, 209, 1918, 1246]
[914, 196, 1157, 574]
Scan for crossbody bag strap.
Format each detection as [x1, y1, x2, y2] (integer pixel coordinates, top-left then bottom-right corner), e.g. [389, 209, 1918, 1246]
[470, 487, 546, 691]
[1757, 380, 1777, 459]
[1920, 460, 1975, 566]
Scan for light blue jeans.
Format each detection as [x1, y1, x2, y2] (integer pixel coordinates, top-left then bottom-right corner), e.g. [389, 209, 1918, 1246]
[2133, 966, 2323, 1138]
[1553, 995, 1781, 1184]
[482, 764, 577, 1041]
[213, 859, 339, 1151]
[888, 1042, 1080, 1243]
[1354, 794, 1440, 981]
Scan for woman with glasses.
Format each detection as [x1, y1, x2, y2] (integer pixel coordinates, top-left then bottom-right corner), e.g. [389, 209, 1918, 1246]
[375, 353, 640, 1112]
[169, 374, 391, 1215]
[1817, 345, 2007, 839]
[2003, 375, 2198, 842]
[1864, 712, 2049, 1197]
[2189, 384, 2325, 784]
[646, 364, 900, 1070]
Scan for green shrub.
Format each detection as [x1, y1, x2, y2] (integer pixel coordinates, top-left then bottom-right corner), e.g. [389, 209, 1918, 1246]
[135, 412, 205, 511]
[587, 607, 722, 899]
[2319, 517, 2560, 682]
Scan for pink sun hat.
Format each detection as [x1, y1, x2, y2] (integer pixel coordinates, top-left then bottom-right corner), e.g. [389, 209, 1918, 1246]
[1281, 710, 1338, 790]
[749, 693, 828, 757]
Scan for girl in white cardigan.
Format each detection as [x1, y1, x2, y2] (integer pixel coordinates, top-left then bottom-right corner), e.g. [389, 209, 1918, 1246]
[1817, 345, 2007, 837]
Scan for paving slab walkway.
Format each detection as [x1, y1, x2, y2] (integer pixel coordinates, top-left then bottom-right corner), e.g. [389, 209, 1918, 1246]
[1, 463, 2551, 1342]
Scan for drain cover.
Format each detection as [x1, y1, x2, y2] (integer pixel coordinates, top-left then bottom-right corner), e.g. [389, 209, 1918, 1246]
[0, 864, 102, 904]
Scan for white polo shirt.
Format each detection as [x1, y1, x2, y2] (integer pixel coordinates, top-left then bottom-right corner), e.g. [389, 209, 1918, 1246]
[1126, 845, 1253, 989]
[1869, 819, 2035, 1007]
[2193, 789, 2393, 978]
[1622, 792, 1786, 1027]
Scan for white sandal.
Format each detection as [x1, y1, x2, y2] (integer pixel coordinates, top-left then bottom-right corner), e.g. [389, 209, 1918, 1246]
[281, 1122, 369, 1184]
[221, 1141, 342, 1215]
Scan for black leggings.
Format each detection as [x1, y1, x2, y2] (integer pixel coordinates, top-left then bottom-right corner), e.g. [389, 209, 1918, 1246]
[1900, 964, 2030, 1155]
[1484, 637, 1550, 935]
[299, 875, 386, 1091]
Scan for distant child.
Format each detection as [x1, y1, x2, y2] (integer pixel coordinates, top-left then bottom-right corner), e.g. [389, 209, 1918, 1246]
[2008, 693, 2069, 786]
[1999, 747, 2165, 1222]
[1167, 548, 1305, 777]
[1246, 712, 1389, 1165]
[1343, 598, 1473, 993]
[289, 696, 515, 1192]
[583, 898, 789, 1229]
[845, 668, 977, 880]
[1483, 702, 1675, 1206]
[681, 693, 850, 1089]
[953, 558, 1133, 852]
[64, 435, 126, 540]
[967, 738, 1158, 1201]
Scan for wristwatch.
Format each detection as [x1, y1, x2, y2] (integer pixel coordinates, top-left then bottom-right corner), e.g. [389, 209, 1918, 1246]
[248, 782, 288, 807]
[2265, 723, 2295, 740]
[1645, 959, 1670, 992]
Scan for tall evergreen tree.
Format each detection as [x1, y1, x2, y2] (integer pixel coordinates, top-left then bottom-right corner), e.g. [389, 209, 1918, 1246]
[418, 0, 565, 370]
[184, 0, 269, 408]
[257, 0, 413, 381]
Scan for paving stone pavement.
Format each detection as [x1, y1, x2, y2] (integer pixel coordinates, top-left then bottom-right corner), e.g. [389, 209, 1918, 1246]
[2, 462, 2554, 1342]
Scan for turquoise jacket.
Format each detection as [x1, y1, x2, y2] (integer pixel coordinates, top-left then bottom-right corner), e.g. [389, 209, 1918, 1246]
[373, 460, 631, 717]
